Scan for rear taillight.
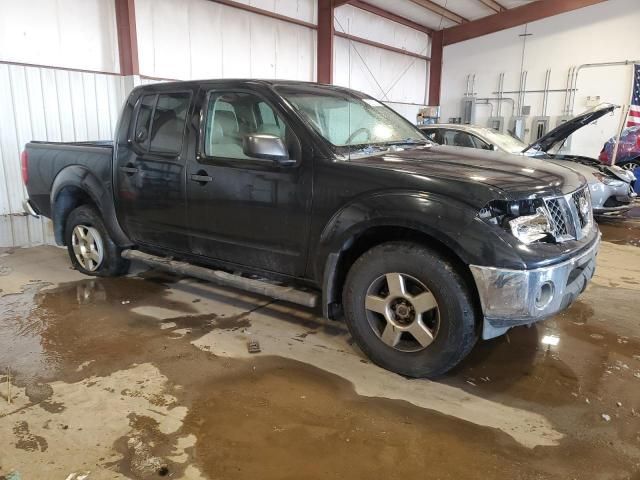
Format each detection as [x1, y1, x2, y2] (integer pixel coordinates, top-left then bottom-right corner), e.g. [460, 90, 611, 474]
[21, 150, 28, 185]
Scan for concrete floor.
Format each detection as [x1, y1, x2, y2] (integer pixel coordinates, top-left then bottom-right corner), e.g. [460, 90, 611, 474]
[1, 218, 639, 479]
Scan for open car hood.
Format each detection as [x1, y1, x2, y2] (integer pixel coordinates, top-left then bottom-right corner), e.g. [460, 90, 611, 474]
[523, 104, 617, 154]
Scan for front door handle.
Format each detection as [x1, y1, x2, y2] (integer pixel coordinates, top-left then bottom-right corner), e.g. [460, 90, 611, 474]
[120, 163, 139, 175]
[190, 171, 213, 184]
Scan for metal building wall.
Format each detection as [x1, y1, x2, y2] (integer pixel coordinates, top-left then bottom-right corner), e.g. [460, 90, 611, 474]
[135, 0, 317, 81]
[0, 0, 123, 247]
[0, 0, 431, 247]
[333, 5, 431, 121]
[0, 64, 129, 247]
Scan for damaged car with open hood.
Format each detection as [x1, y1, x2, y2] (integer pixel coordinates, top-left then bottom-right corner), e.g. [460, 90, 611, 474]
[420, 104, 637, 216]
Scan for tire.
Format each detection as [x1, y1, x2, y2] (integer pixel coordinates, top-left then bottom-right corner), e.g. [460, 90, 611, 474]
[343, 241, 478, 378]
[64, 205, 130, 277]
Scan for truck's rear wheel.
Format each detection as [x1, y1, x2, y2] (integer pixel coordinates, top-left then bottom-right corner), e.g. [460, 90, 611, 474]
[65, 205, 129, 277]
[343, 241, 478, 378]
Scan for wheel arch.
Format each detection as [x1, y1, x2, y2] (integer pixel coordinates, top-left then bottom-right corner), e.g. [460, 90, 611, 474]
[321, 224, 482, 321]
[50, 165, 131, 247]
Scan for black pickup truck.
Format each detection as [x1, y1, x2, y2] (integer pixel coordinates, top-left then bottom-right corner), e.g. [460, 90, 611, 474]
[22, 80, 600, 377]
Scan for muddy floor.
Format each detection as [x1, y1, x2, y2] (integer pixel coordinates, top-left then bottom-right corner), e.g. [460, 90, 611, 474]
[1, 220, 640, 479]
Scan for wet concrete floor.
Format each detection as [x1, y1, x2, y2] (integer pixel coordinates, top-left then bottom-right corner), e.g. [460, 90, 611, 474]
[1, 224, 640, 479]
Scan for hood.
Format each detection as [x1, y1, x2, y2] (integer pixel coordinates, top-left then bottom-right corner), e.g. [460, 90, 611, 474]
[523, 103, 617, 153]
[547, 159, 600, 180]
[347, 144, 586, 199]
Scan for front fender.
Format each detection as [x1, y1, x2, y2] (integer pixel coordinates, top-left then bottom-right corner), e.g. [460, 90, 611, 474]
[315, 190, 526, 284]
[50, 165, 131, 247]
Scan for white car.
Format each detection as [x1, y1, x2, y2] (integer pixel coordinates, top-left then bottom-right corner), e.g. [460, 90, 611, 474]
[421, 105, 636, 216]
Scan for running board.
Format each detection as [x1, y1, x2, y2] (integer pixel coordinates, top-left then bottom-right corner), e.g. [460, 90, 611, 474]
[121, 249, 318, 308]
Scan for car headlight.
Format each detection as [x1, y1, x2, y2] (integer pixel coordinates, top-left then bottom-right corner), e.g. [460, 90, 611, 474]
[608, 165, 636, 182]
[592, 172, 623, 186]
[508, 207, 552, 244]
[479, 200, 554, 244]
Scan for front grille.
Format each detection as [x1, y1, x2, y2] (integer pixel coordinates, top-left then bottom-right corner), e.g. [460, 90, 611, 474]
[571, 188, 591, 229]
[543, 186, 591, 242]
[544, 198, 570, 237]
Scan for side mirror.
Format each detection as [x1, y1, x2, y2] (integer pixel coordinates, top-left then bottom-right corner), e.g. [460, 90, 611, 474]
[485, 143, 497, 151]
[243, 134, 293, 165]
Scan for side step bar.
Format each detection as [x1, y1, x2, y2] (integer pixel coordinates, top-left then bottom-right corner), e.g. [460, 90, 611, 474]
[121, 249, 318, 308]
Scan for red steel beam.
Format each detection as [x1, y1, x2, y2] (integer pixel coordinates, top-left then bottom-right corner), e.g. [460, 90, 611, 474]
[350, 0, 433, 35]
[410, 0, 467, 24]
[333, 0, 353, 6]
[317, 0, 334, 83]
[476, 0, 506, 13]
[335, 32, 431, 61]
[428, 30, 443, 105]
[208, 0, 316, 29]
[443, 0, 609, 45]
[114, 0, 139, 75]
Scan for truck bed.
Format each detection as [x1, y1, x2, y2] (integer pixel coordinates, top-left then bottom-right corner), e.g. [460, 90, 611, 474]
[25, 140, 114, 218]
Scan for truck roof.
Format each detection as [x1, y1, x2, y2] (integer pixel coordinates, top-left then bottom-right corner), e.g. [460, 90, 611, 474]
[133, 78, 356, 93]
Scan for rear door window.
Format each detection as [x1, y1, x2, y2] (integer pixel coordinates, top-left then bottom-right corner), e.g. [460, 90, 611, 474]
[149, 93, 191, 155]
[132, 92, 192, 156]
[133, 95, 155, 148]
[469, 134, 490, 149]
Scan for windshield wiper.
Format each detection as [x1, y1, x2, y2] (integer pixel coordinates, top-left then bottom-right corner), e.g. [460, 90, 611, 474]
[384, 139, 429, 146]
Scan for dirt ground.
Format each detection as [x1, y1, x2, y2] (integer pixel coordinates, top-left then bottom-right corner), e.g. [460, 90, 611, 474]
[1, 218, 640, 479]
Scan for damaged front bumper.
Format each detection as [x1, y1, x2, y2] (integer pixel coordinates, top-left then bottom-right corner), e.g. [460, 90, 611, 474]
[470, 233, 601, 339]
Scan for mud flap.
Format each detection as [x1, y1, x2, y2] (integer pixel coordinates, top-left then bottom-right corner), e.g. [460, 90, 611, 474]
[482, 319, 510, 340]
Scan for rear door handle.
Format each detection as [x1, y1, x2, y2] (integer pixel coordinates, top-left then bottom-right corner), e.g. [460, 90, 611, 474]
[190, 172, 213, 184]
[120, 164, 139, 175]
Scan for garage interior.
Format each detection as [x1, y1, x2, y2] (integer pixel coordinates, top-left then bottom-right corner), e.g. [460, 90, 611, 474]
[1, 0, 640, 478]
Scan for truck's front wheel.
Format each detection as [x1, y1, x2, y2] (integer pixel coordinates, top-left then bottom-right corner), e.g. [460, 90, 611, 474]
[343, 241, 478, 378]
[65, 205, 129, 277]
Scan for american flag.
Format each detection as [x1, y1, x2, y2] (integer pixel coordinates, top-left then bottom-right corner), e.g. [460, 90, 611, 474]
[629, 63, 640, 127]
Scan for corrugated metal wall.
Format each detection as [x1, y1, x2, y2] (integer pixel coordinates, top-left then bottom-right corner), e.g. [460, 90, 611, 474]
[0, 63, 129, 247]
[0, 0, 431, 247]
[135, 0, 317, 81]
[333, 5, 430, 121]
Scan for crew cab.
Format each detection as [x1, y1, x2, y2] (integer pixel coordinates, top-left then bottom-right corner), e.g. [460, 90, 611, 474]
[22, 80, 600, 378]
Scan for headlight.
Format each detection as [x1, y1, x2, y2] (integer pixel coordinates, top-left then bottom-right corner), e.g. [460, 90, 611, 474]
[479, 200, 555, 244]
[508, 207, 552, 244]
[609, 165, 636, 182]
[592, 172, 623, 186]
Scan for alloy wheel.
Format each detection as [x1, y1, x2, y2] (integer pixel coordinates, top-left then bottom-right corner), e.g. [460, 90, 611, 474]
[71, 225, 104, 272]
[364, 272, 440, 352]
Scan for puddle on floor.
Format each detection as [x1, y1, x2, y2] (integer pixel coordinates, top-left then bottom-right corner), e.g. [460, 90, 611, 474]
[0, 267, 639, 478]
[599, 210, 640, 248]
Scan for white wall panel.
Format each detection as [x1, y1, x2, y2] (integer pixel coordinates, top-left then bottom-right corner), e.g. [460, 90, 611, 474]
[0, 64, 128, 247]
[0, 0, 119, 73]
[334, 4, 429, 56]
[233, 0, 316, 24]
[332, 6, 429, 122]
[334, 36, 428, 121]
[440, 0, 640, 157]
[136, 0, 315, 81]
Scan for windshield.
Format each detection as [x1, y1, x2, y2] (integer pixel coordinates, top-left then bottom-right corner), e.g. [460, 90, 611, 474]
[476, 128, 528, 154]
[276, 85, 428, 155]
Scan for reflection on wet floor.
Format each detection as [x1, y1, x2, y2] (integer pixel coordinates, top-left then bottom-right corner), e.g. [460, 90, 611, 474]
[597, 206, 640, 248]
[1, 230, 640, 478]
